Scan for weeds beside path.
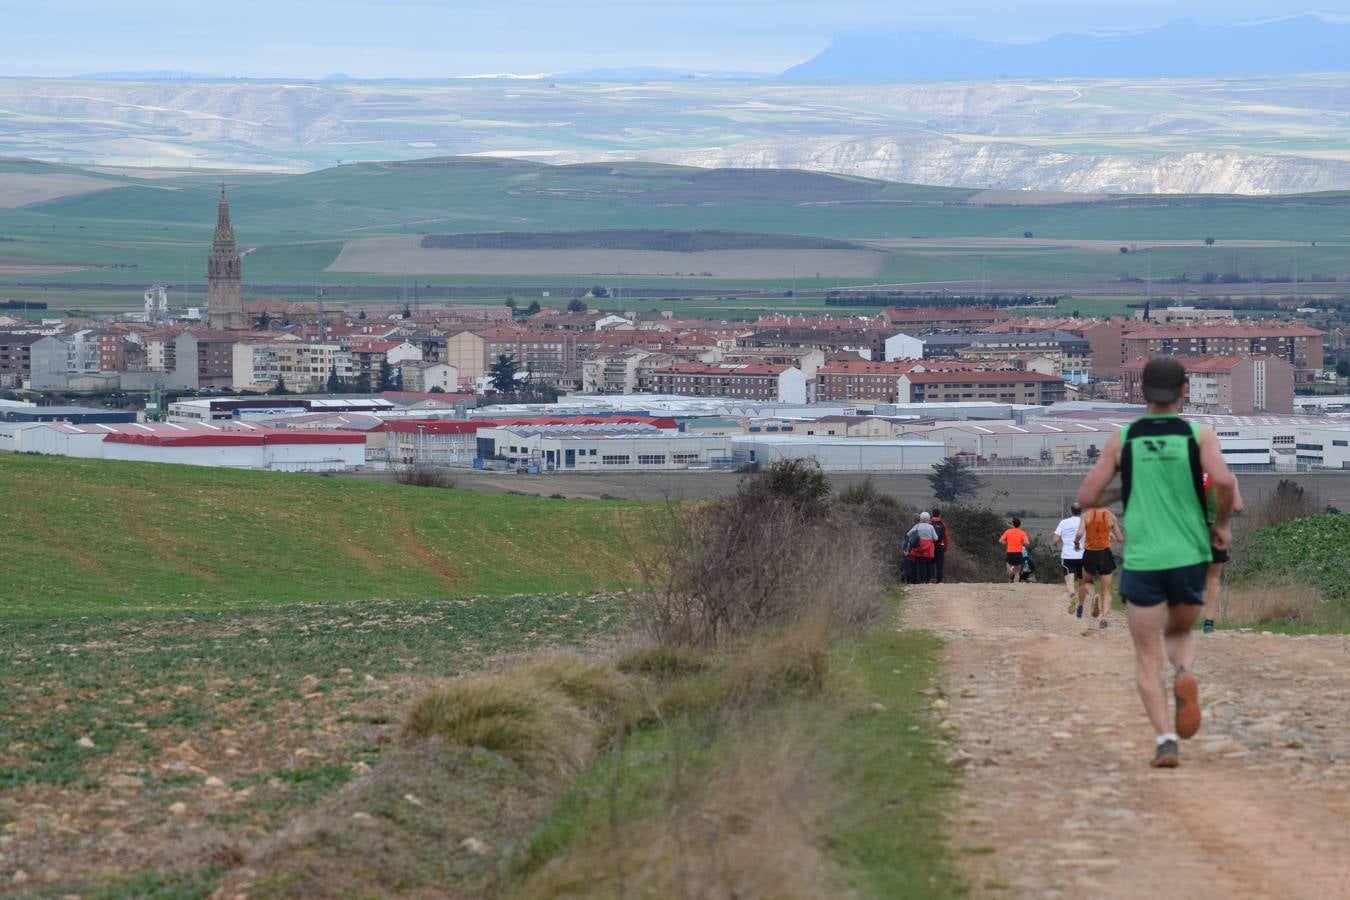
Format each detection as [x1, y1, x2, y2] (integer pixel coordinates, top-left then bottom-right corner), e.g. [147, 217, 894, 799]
[907, 582, 1350, 897]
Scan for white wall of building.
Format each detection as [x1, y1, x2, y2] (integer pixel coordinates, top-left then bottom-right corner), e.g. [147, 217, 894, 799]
[731, 436, 946, 471]
[884, 333, 925, 362]
[777, 367, 809, 405]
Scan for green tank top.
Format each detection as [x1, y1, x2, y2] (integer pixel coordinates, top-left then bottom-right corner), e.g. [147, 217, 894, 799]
[1120, 414, 1211, 571]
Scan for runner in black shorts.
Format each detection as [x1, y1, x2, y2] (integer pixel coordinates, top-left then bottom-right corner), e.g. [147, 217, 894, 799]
[1202, 475, 1244, 633]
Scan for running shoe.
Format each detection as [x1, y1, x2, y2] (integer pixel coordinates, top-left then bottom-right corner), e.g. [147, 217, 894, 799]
[1150, 739, 1180, 768]
[1068, 595, 1078, 615]
[1202, 619, 1215, 634]
[1098, 618, 1109, 629]
[1174, 671, 1201, 739]
[1091, 598, 1101, 618]
[1075, 604, 1083, 618]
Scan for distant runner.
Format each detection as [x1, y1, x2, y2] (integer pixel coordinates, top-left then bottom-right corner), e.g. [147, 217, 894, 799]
[1077, 356, 1236, 769]
[1052, 503, 1086, 616]
[931, 508, 950, 584]
[1000, 517, 1030, 584]
[1202, 473, 1245, 634]
[1076, 505, 1123, 626]
[907, 512, 939, 585]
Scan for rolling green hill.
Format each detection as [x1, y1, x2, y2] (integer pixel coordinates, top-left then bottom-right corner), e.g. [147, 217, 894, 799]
[0, 454, 642, 619]
[2, 155, 1349, 305]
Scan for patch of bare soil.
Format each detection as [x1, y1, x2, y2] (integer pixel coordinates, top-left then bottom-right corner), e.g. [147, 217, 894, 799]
[904, 583, 1350, 898]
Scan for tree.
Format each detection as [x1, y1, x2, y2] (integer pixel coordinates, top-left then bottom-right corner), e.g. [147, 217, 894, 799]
[928, 457, 983, 504]
[1337, 359, 1350, 378]
[525, 300, 541, 315]
[256, 310, 272, 329]
[567, 298, 588, 313]
[272, 374, 288, 395]
[590, 284, 609, 298]
[504, 297, 517, 310]
[1204, 237, 1216, 246]
[377, 359, 394, 392]
[326, 365, 343, 393]
[1023, 231, 1034, 238]
[489, 353, 518, 393]
[401, 304, 412, 319]
[1119, 246, 1129, 255]
[358, 308, 367, 320]
[354, 372, 371, 394]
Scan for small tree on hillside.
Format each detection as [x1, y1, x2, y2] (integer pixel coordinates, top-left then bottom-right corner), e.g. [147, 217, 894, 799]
[489, 353, 519, 394]
[525, 300, 541, 315]
[928, 457, 982, 504]
[567, 298, 588, 313]
[1204, 237, 1216, 246]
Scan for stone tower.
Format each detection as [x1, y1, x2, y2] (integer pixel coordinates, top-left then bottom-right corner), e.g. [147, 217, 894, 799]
[207, 186, 247, 330]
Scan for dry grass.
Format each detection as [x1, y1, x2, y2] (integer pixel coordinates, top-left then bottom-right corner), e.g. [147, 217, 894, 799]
[1223, 579, 1325, 625]
[514, 726, 829, 900]
[393, 464, 457, 488]
[615, 645, 711, 682]
[405, 676, 596, 780]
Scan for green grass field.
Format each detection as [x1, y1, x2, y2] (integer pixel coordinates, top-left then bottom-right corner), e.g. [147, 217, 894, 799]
[0, 454, 642, 618]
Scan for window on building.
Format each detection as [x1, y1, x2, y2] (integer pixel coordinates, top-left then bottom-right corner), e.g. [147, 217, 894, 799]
[602, 454, 631, 465]
[638, 454, 666, 465]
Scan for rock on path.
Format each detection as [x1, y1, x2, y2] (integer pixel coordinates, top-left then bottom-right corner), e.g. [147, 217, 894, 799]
[905, 583, 1350, 899]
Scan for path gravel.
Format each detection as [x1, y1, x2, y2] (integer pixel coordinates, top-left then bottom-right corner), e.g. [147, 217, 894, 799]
[904, 583, 1350, 899]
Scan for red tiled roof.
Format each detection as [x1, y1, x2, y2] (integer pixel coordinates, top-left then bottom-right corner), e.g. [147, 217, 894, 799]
[1125, 324, 1323, 339]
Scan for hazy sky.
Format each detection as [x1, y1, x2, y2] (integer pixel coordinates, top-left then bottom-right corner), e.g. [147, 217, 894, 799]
[4, 1, 1348, 78]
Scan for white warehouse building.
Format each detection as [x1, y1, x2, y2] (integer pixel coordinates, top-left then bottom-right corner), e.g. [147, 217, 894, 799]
[730, 435, 946, 472]
[475, 424, 734, 471]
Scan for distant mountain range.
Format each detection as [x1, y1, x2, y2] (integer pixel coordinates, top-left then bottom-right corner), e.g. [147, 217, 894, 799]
[782, 14, 1350, 80]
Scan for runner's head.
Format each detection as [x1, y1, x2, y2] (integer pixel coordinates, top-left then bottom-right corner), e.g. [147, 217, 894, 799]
[920, 511, 931, 522]
[931, 507, 941, 518]
[1011, 517, 1021, 528]
[1070, 502, 1081, 515]
[1141, 355, 1188, 409]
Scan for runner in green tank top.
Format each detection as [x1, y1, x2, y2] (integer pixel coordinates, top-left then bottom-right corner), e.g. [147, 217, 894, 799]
[1077, 356, 1236, 769]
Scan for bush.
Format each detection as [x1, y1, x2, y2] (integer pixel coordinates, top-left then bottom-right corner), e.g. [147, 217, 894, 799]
[1246, 479, 1319, 529]
[1231, 513, 1350, 603]
[936, 506, 1012, 583]
[393, 465, 456, 489]
[632, 464, 888, 647]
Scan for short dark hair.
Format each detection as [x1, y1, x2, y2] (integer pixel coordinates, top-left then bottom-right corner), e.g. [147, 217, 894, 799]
[1012, 516, 1021, 527]
[1142, 355, 1187, 404]
[1070, 503, 1082, 514]
[931, 507, 941, 517]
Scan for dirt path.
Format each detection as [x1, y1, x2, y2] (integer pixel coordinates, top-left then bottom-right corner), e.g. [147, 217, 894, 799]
[903, 583, 1350, 899]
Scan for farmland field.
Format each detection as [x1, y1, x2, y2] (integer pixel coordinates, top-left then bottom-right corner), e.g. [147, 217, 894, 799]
[1, 155, 1349, 315]
[0, 454, 642, 894]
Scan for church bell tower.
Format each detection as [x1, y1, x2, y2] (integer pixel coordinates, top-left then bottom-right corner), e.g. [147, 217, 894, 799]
[207, 186, 247, 330]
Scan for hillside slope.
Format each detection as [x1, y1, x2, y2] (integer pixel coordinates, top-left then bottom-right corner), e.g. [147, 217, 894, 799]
[0, 455, 641, 618]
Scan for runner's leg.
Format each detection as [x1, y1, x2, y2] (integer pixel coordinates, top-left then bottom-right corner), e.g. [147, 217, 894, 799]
[1126, 602, 1170, 736]
[1203, 562, 1222, 631]
[1164, 602, 1201, 675]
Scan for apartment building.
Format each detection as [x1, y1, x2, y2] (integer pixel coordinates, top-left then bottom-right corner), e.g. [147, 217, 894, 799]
[898, 371, 1066, 405]
[954, 330, 1093, 382]
[815, 359, 919, 403]
[649, 362, 809, 403]
[1122, 323, 1324, 379]
[1121, 355, 1295, 414]
[0, 332, 38, 387]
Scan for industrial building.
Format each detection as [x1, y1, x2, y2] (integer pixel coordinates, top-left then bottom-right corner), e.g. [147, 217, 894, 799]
[729, 435, 947, 472]
[1294, 425, 1350, 470]
[1, 421, 364, 471]
[475, 423, 732, 471]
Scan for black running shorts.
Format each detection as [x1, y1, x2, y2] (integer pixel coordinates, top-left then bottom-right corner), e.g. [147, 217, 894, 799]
[1082, 548, 1116, 576]
[1005, 552, 1023, 567]
[1121, 563, 1208, 607]
[1061, 558, 1084, 577]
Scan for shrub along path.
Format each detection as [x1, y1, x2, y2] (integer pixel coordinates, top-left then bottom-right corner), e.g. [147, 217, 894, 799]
[907, 583, 1350, 897]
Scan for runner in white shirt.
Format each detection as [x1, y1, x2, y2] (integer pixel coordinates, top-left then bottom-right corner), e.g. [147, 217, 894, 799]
[1052, 503, 1086, 617]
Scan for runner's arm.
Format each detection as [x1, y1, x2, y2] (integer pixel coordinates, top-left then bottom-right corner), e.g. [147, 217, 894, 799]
[1076, 433, 1121, 508]
[1197, 426, 1236, 545]
[1232, 479, 1245, 514]
[1110, 513, 1124, 545]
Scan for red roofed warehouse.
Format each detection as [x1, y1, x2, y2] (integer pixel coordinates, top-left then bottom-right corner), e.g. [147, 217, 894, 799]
[100, 424, 365, 471]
